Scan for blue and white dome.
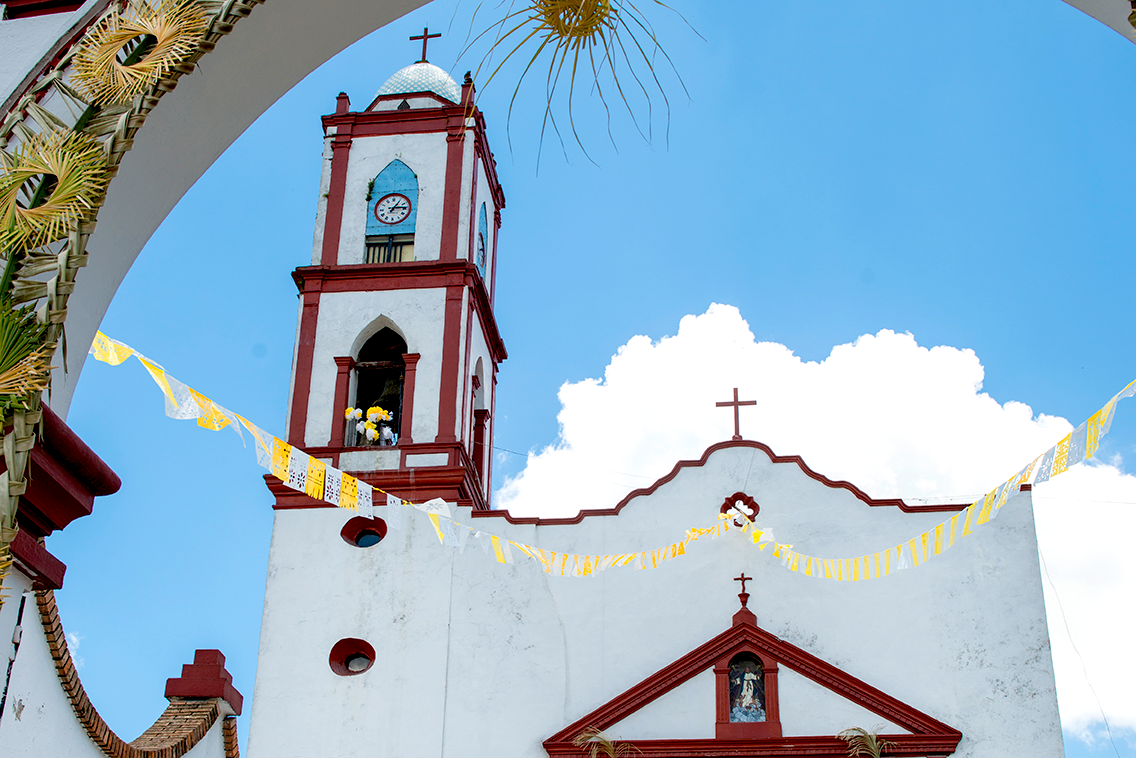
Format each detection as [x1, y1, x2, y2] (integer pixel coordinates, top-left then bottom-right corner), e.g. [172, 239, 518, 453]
[376, 62, 461, 104]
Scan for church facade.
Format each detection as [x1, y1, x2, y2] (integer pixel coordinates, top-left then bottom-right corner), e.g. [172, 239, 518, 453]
[0, 52, 1063, 758]
[246, 60, 1065, 758]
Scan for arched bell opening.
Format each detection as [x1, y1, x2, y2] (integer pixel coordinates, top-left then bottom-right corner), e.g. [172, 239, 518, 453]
[348, 328, 408, 446]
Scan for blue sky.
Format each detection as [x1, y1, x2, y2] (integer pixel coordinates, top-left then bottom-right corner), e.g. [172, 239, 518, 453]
[43, 1, 1136, 755]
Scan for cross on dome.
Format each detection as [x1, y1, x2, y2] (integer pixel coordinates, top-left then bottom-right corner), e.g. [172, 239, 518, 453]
[410, 27, 441, 63]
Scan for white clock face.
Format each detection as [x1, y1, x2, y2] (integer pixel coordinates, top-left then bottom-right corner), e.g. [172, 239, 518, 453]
[374, 193, 411, 225]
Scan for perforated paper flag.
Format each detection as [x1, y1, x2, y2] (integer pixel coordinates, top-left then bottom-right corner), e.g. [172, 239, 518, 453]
[385, 492, 402, 531]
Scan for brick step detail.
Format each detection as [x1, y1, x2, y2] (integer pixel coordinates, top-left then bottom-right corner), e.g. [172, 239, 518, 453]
[35, 590, 240, 758]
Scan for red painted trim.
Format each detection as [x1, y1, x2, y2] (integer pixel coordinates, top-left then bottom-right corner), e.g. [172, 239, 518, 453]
[40, 406, 120, 496]
[400, 353, 420, 444]
[547, 735, 961, 758]
[265, 441, 490, 511]
[467, 154, 480, 264]
[292, 261, 506, 363]
[714, 652, 780, 739]
[321, 130, 353, 266]
[472, 440, 972, 525]
[8, 528, 66, 590]
[436, 284, 464, 443]
[439, 117, 467, 262]
[489, 208, 501, 307]
[2, 406, 120, 543]
[288, 283, 322, 445]
[486, 371, 497, 506]
[3, 0, 85, 19]
[330, 356, 355, 446]
[544, 612, 960, 757]
[473, 408, 489, 495]
[459, 298, 476, 444]
[165, 649, 244, 715]
[0, 0, 116, 116]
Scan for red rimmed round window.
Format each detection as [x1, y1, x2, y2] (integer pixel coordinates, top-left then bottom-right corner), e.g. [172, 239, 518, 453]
[341, 516, 387, 548]
[329, 638, 376, 676]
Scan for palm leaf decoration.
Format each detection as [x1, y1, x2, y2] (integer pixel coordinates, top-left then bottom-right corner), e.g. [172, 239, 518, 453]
[0, 544, 11, 603]
[460, 0, 697, 163]
[572, 726, 639, 758]
[836, 726, 894, 758]
[0, 300, 54, 412]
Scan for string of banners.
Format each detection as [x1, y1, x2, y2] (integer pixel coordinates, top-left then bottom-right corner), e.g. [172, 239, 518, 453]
[89, 331, 1135, 581]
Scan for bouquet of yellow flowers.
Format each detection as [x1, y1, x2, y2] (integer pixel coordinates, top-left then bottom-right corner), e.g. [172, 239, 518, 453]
[344, 406, 393, 444]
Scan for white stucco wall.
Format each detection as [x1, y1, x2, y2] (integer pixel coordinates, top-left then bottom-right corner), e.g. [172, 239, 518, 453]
[247, 443, 1062, 758]
[303, 288, 446, 448]
[0, 573, 107, 758]
[337, 132, 448, 265]
[0, 3, 96, 107]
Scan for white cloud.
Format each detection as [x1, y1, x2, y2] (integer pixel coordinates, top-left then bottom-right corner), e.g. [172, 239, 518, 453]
[494, 303, 1136, 737]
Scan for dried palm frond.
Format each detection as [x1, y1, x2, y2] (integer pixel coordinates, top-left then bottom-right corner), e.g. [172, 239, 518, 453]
[0, 544, 11, 607]
[460, 0, 696, 162]
[837, 726, 894, 758]
[0, 301, 54, 411]
[72, 0, 208, 106]
[572, 726, 639, 758]
[0, 130, 108, 251]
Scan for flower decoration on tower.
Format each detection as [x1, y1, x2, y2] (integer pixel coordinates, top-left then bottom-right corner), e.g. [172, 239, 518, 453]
[462, 0, 695, 159]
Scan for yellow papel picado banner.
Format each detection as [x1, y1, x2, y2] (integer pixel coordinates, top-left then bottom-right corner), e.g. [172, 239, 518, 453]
[90, 331, 1135, 581]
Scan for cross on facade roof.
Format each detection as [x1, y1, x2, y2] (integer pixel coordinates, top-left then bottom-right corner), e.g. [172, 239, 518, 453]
[734, 573, 753, 609]
[410, 27, 441, 63]
[716, 388, 757, 441]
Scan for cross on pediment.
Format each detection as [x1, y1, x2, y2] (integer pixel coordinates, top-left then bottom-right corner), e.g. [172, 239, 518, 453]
[734, 572, 753, 608]
[716, 388, 756, 441]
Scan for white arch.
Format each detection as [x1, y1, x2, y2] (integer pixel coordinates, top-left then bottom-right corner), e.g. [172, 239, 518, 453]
[9, 0, 433, 415]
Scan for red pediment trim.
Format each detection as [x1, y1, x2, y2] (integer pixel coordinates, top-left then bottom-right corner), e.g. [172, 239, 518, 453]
[544, 614, 961, 758]
[478, 439, 969, 526]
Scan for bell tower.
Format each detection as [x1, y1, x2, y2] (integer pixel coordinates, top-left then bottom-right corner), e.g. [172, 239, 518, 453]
[275, 52, 506, 511]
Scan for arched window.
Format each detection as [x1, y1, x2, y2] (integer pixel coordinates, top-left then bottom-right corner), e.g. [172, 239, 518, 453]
[728, 655, 766, 722]
[351, 328, 407, 446]
[476, 202, 488, 276]
[366, 160, 418, 263]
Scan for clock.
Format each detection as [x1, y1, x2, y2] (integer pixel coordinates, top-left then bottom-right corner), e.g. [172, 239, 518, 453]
[374, 193, 411, 225]
[476, 232, 486, 271]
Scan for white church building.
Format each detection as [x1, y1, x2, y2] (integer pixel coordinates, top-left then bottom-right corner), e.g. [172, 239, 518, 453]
[0, 49, 1064, 758]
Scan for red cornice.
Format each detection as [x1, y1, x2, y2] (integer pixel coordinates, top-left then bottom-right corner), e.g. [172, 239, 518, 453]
[544, 613, 960, 758]
[265, 440, 489, 511]
[292, 260, 507, 363]
[472, 439, 970, 526]
[320, 94, 505, 212]
[9, 528, 66, 590]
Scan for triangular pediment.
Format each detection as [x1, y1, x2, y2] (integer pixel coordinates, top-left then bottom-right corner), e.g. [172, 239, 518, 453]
[545, 612, 961, 758]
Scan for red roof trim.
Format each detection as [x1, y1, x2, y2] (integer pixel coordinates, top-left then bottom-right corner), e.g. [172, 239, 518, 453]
[544, 614, 961, 757]
[473, 439, 970, 525]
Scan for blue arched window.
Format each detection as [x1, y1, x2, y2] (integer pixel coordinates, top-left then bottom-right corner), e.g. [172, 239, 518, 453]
[366, 160, 418, 263]
[476, 203, 488, 276]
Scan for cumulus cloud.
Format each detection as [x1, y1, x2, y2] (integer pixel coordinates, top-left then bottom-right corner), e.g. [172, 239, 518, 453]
[494, 303, 1136, 737]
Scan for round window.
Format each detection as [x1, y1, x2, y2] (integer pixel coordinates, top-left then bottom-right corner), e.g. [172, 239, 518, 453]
[329, 638, 376, 676]
[340, 516, 388, 548]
